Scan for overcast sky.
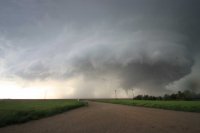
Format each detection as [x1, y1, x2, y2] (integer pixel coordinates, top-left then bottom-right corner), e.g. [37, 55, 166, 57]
[0, 0, 200, 99]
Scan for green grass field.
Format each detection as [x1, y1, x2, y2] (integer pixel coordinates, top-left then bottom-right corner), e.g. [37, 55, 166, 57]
[95, 99, 200, 112]
[0, 99, 85, 127]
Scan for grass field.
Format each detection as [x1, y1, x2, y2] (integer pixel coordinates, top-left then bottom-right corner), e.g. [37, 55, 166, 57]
[0, 99, 85, 127]
[95, 99, 200, 112]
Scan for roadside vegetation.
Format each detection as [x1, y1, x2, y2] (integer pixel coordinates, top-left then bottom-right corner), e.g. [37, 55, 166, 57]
[96, 99, 200, 112]
[0, 99, 85, 127]
[95, 91, 200, 112]
[134, 91, 200, 101]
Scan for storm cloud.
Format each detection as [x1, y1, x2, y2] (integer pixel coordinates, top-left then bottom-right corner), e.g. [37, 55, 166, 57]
[0, 0, 200, 98]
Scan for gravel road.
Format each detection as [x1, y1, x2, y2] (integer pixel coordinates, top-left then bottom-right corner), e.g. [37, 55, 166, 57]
[0, 101, 200, 133]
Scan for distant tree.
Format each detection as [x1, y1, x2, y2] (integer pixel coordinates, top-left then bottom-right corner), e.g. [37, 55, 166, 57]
[135, 95, 143, 100]
[164, 94, 170, 100]
[183, 90, 194, 100]
[157, 96, 163, 100]
[177, 91, 184, 99]
[170, 93, 177, 100]
[143, 95, 149, 100]
[134, 90, 200, 101]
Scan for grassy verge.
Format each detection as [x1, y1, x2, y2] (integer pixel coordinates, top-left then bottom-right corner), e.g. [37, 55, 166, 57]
[0, 99, 85, 127]
[94, 99, 200, 112]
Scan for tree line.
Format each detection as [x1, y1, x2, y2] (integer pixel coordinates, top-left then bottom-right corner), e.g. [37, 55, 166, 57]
[134, 90, 200, 100]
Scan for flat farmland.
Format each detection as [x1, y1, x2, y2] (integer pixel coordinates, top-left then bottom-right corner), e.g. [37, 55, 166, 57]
[94, 99, 200, 112]
[0, 99, 84, 127]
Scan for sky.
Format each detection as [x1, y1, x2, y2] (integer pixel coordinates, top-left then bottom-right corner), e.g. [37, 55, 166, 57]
[0, 0, 200, 99]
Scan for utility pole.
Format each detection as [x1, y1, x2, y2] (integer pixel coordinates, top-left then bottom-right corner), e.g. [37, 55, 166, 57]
[131, 89, 134, 104]
[44, 90, 48, 100]
[115, 89, 117, 99]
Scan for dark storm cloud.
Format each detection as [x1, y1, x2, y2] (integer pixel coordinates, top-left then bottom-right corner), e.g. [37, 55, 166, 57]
[12, 60, 52, 80]
[0, 0, 200, 95]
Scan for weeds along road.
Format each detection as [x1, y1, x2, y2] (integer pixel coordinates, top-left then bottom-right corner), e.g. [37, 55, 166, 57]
[0, 102, 200, 133]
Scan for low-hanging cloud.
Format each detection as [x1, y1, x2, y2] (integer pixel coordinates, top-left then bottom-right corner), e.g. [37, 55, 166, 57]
[0, 0, 200, 97]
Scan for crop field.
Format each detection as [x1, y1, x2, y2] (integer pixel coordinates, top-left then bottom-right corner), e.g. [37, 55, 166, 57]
[95, 99, 200, 112]
[0, 99, 85, 127]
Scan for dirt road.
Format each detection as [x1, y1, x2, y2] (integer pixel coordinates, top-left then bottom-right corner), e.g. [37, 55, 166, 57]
[0, 102, 200, 133]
